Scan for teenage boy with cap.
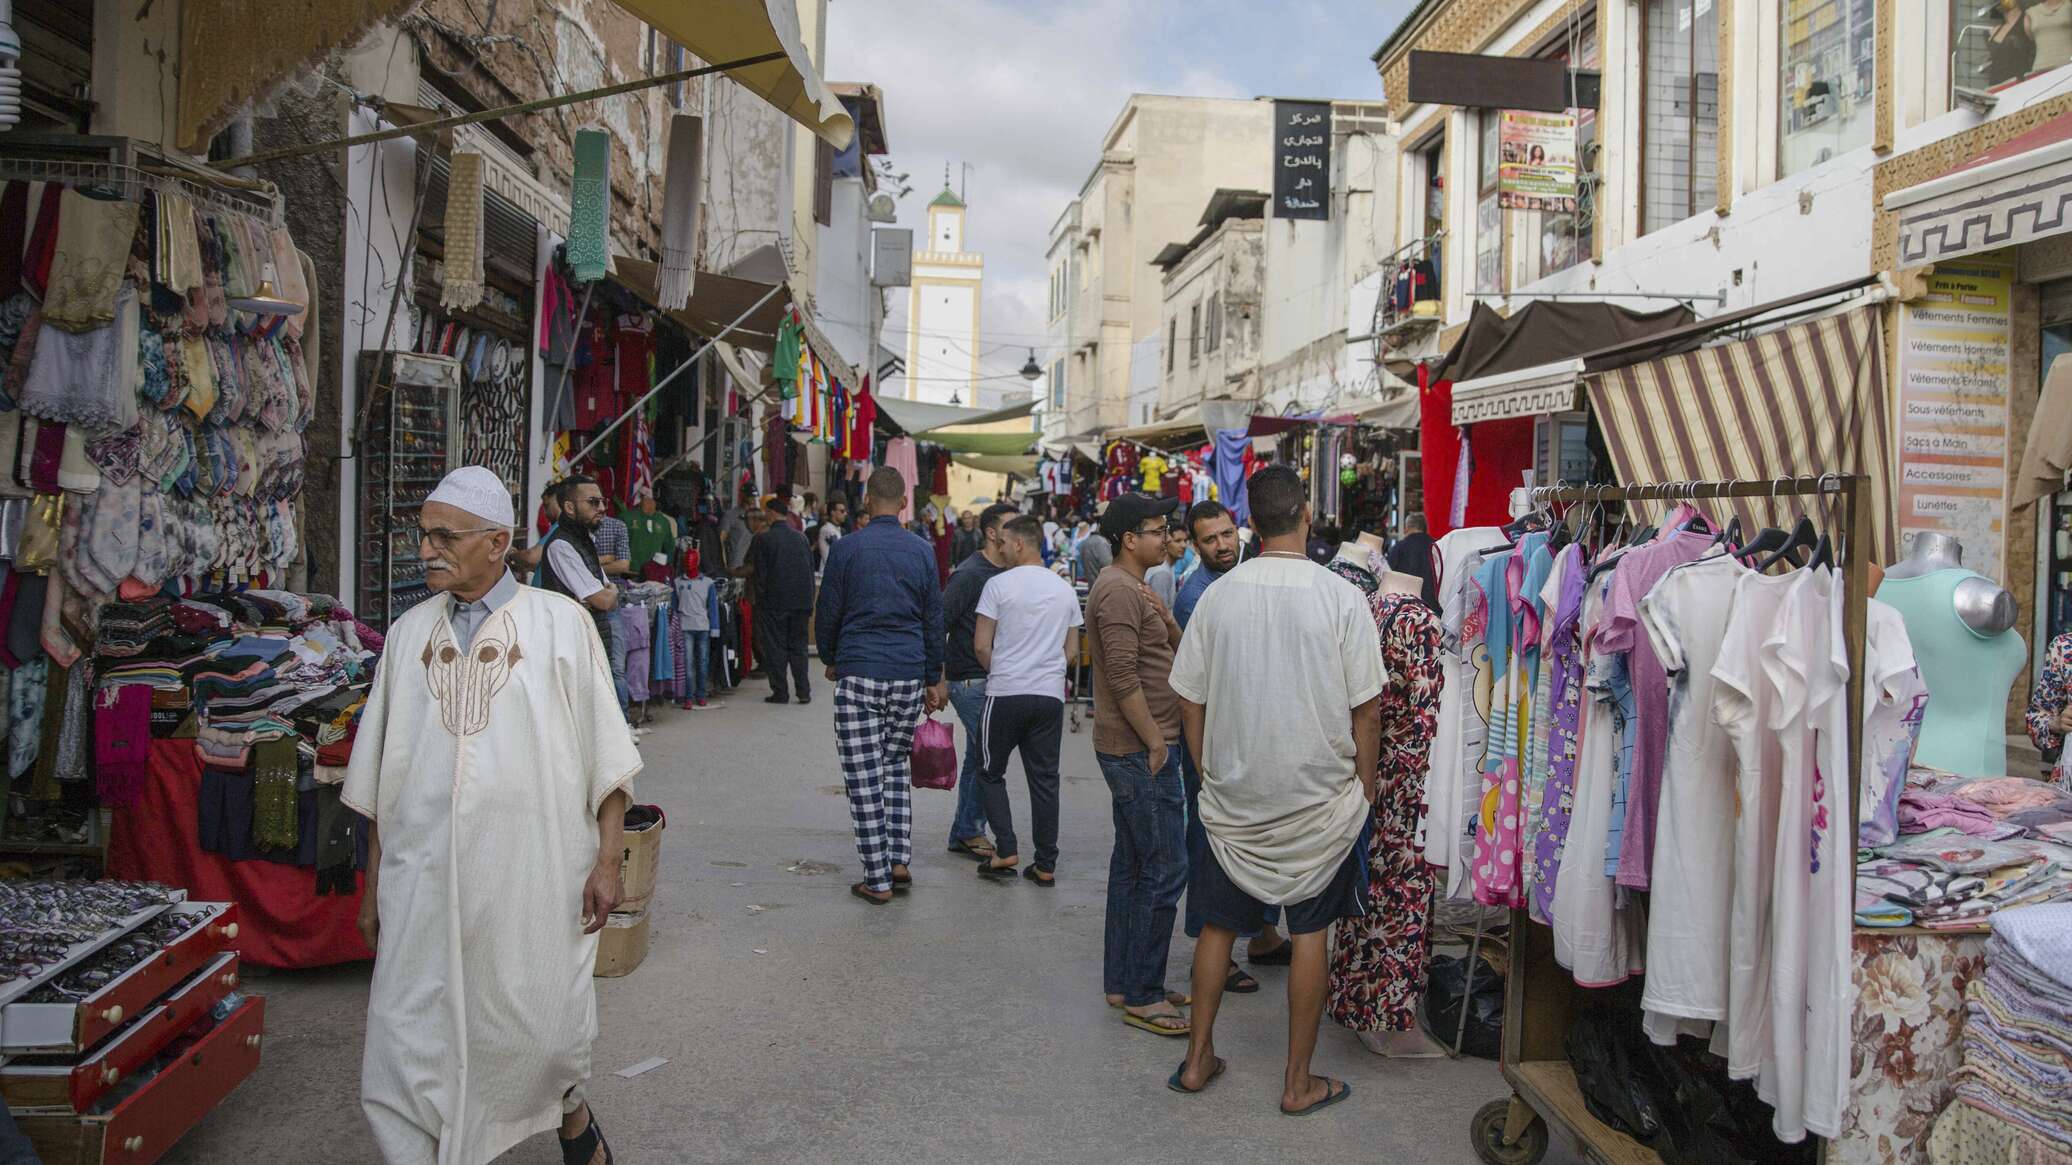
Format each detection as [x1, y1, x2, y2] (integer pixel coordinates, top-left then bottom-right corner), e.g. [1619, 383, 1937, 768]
[1087, 492, 1191, 1037]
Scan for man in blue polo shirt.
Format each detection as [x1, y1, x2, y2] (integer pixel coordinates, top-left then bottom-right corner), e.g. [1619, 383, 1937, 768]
[816, 467, 948, 906]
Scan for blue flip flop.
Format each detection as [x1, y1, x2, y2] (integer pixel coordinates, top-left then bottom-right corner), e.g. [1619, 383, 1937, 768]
[1167, 1056, 1227, 1094]
[1281, 1078, 1352, 1116]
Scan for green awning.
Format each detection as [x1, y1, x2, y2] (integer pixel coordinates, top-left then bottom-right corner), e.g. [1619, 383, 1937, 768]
[950, 452, 1039, 475]
[920, 430, 1039, 455]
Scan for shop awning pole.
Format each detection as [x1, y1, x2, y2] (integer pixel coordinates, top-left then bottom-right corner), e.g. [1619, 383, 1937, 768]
[212, 51, 786, 170]
[537, 281, 597, 465]
[566, 281, 786, 467]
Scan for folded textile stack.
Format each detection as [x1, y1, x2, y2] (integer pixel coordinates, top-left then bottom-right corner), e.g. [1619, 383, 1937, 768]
[1929, 904, 2072, 1161]
[95, 599, 175, 656]
[1858, 770, 2072, 928]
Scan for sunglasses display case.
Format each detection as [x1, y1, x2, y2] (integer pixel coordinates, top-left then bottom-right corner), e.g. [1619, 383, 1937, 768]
[355, 350, 461, 630]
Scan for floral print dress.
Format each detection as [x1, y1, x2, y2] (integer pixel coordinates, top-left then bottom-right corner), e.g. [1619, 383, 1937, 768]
[2024, 630, 2072, 789]
[1326, 557, 1446, 1033]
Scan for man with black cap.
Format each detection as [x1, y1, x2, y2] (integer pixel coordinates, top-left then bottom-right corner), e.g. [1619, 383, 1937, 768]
[1086, 492, 1192, 1038]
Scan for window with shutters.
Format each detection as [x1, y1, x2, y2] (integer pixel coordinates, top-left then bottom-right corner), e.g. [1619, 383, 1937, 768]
[1205, 293, 1222, 354]
[1188, 304, 1200, 367]
[1167, 319, 1177, 374]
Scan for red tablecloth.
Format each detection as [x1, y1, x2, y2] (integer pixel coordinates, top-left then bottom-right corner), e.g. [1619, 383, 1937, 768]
[106, 739, 371, 969]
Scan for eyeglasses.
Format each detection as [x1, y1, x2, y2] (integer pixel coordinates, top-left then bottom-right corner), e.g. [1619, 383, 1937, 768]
[418, 525, 503, 552]
[572, 496, 608, 511]
[1133, 524, 1171, 539]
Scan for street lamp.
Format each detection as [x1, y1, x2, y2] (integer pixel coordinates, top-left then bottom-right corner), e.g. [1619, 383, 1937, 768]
[1020, 349, 1042, 381]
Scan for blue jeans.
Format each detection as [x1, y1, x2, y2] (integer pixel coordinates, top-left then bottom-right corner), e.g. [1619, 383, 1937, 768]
[946, 678, 991, 844]
[1181, 743, 1276, 940]
[682, 629, 711, 700]
[1100, 748, 1188, 1007]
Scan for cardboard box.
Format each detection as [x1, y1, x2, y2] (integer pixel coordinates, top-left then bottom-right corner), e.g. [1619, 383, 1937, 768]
[593, 909, 650, 978]
[616, 808, 664, 914]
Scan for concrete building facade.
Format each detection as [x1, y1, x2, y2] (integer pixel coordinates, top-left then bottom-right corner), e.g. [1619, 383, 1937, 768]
[1042, 95, 1274, 446]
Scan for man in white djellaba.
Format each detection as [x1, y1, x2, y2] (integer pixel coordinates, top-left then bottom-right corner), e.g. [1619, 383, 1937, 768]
[343, 465, 639, 1165]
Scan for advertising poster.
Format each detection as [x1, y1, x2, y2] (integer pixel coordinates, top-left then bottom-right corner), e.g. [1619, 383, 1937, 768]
[1498, 110, 1577, 211]
[1896, 252, 2014, 581]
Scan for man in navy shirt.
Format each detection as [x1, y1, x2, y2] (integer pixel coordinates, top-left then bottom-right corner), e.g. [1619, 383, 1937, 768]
[816, 467, 948, 905]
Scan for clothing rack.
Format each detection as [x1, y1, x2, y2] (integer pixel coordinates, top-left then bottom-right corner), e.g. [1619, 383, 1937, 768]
[0, 136, 285, 227]
[1473, 473, 1868, 1165]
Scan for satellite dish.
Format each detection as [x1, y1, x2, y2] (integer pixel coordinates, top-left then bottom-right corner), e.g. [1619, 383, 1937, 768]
[867, 193, 898, 223]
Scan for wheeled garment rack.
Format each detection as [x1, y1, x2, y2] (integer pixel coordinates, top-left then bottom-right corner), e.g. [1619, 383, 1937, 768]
[1469, 475, 1870, 1165]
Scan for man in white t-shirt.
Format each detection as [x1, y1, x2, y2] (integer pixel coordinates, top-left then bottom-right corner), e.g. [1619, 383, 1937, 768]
[973, 514, 1084, 886]
[1166, 465, 1385, 1115]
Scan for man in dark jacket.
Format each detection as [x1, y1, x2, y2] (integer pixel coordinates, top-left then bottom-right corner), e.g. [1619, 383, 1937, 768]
[1386, 512, 1438, 611]
[939, 502, 1019, 860]
[815, 467, 948, 905]
[745, 496, 817, 705]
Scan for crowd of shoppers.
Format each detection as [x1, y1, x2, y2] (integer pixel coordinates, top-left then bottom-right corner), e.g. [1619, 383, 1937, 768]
[791, 464, 1444, 1117]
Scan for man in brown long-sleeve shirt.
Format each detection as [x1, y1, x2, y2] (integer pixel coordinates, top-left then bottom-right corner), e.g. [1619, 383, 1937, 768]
[1086, 492, 1191, 1039]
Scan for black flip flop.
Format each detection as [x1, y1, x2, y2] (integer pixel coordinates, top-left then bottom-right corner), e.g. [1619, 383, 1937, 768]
[559, 1111, 614, 1165]
[1167, 1055, 1227, 1094]
[1281, 1078, 1352, 1117]
[1224, 961, 1260, 994]
[947, 839, 996, 862]
[850, 881, 893, 905]
[976, 859, 1019, 881]
[1022, 866, 1056, 887]
[1249, 941, 1293, 966]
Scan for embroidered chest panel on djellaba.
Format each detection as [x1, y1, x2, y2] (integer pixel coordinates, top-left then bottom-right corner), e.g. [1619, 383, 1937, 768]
[421, 611, 522, 738]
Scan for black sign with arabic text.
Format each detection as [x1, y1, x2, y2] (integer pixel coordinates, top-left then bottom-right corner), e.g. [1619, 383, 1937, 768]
[1273, 100, 1331, 221]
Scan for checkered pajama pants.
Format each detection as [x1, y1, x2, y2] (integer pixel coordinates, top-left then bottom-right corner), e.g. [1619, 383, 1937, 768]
[835, 676, 927, 893]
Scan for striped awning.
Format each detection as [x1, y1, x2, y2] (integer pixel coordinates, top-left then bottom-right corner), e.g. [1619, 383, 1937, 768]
[1587, 306, 1895, 562]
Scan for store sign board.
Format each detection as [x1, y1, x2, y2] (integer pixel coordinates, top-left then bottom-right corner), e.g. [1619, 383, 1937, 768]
[1498, 111, 1578, 210]
[1272, 100, 1331, 221]
[1896, 251, 2015, 581]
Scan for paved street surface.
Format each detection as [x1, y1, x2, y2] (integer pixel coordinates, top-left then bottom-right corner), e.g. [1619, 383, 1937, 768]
[164, 685, 1550, 1164]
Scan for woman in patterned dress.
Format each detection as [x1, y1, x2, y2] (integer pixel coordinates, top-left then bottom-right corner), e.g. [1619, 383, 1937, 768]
[1325, 550, 1447, 1055]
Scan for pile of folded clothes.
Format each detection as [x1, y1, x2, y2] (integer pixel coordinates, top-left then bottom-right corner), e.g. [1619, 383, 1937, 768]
[1856, 769, 2072, 928]
[1928, 903, 2072, 1161]
[91, 590, 384, 890]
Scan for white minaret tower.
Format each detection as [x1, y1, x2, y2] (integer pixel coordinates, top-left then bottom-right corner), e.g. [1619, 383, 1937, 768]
[903, 168, 984, 405]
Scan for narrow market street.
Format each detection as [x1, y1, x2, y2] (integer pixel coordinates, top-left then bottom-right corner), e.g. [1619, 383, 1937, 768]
[162, 693, 1526, 1165]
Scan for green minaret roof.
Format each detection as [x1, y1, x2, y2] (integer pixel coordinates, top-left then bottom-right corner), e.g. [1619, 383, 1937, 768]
[929, 187, 965, 209]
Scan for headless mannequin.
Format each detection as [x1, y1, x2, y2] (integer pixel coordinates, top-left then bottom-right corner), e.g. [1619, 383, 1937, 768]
[1882, 532, 2017, 634]
[1336, 533, 1426, 602]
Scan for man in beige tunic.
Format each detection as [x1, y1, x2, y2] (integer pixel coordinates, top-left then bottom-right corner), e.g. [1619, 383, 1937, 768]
[343, 466, 639, 1165]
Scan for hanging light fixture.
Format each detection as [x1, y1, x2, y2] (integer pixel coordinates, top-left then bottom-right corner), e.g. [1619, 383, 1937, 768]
[228, 263, 304, 319]
[1019, 349, 1042, 381]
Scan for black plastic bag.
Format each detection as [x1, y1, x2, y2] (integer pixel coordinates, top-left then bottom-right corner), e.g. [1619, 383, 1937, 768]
[1420, 952, 1503, 1059]
[1566, 1010, 1819, 1165]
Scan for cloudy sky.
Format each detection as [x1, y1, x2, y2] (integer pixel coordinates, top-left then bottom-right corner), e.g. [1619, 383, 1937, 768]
[823, 0, 1413, 406]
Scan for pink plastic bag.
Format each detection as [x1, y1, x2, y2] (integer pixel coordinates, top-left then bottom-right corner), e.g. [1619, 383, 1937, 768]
[910, 716, 957, 790]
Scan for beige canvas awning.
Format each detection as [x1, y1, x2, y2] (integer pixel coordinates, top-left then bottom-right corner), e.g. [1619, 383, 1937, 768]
[606, 0, 854, 148]
[612, 256, 789, 353]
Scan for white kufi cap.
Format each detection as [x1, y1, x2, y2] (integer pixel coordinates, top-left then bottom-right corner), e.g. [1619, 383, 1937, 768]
[424, 465, 516, 527]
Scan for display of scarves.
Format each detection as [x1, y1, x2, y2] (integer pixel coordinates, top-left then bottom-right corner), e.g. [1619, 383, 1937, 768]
[567, 129, 612, 283]
[42, 191, 140, 333]
[441, 152, 486, 312]
[657, 115, 703, 310]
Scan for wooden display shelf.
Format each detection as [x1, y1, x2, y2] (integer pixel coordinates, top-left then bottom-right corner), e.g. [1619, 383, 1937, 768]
[1506, 1060, 1660, 1165]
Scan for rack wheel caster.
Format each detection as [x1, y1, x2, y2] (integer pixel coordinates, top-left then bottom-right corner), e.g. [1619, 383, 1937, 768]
[1470, 1097, 1547, 1165]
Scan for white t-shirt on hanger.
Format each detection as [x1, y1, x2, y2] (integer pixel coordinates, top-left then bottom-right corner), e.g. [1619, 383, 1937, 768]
[1710, 570, 1797, 1090]
[1859, 601, 1929, 848]
[1636, 551, 1748, 1037]
[1426, 526, 1510, 897]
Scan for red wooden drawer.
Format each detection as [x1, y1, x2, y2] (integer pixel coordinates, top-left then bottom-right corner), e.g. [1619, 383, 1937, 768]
[1, 903, 238, 1053]
[1, 953, 244, 1113]
[18, 995, 265, 1165]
